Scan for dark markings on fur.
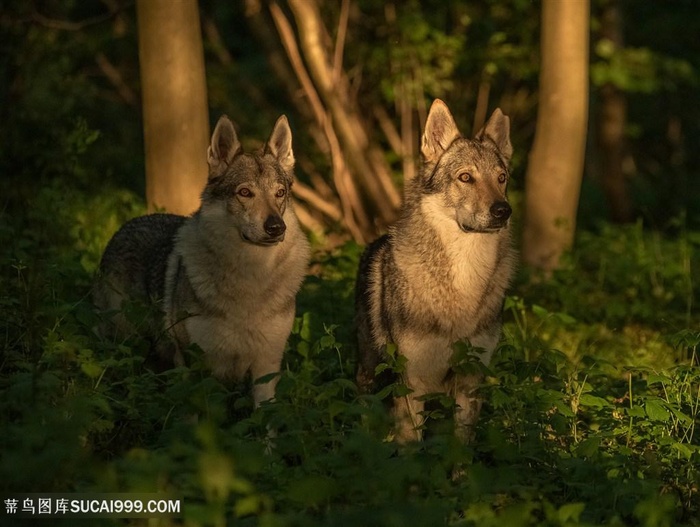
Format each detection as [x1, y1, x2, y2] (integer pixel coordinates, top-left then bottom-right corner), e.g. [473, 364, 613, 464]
[98, 213, 186, 302]
[204, 170, 236, 201]
[355, 235, 393, 393]
[156, 254, 198, 368]
[376, 237, 397, 340]
[96, 213, 186, 370]
[421, 138, 509, 196]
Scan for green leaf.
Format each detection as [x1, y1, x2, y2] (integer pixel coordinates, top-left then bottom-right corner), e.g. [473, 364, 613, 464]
[558, 502, 586, 523]
[669, 407, 693, 425]
[80, 361, 103, 379]
[490, 388, 510, 409]
[285, 475, 336, 506]
[319, 334, 336, 349]
[234, 494, 265, 517]
[644, 399, 670, 421]
[532, 304, 549, 318]
[375, 363, 391, 375]
[578, 394, 609, 408]
[672, 442, 697, 459]
[575, 437, 601, 458]
[555, 401, 575, 417]
[626, 406, 646, 418]
[300, 312, 312, 342]
[646, 373, 668, 386]
[296, 341, 310, 358]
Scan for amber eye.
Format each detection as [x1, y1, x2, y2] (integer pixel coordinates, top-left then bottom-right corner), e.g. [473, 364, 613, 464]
[238, 187, 253, 197]
[458, 172, 473, 183]
[275, 188, 286, 198]
[498, 173, 507, 184]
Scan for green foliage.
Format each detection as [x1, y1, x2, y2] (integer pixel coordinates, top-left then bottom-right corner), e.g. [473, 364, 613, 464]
[591, 40, 696, 93]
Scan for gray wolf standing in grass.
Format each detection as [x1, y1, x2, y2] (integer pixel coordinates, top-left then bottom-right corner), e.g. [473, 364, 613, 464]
[94, 114, 310, 407]
[355, 99, 516, 442]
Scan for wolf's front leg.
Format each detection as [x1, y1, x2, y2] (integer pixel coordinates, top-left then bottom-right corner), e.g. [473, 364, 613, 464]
[251, 363, 281, 408]
[453, 373, 484, 443]
[392, 387, 426, 442]
[250, 349, 284, 454]
[251, 311, 294, 407]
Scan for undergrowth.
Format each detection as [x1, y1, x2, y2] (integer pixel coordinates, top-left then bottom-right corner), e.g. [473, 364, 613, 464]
[1, 168, 699, 526]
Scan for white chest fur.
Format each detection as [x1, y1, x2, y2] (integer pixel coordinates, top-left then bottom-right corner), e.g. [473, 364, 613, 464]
[163, 212, 309, 380]
[395, 196, 508, 330]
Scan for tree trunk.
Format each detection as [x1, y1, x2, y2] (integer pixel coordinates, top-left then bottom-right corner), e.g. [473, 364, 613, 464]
[598, 0, 632, 223]
[136, 0, 209, 216]
[522, 0, 590, 272]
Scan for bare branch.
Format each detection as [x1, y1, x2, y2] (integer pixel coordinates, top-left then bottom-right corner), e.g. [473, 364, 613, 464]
[202, 16, 233, 66]
[95, 52, 137, 107]
[269, 1, 368, 242]
[286, 0, 401, 226]
[294, 201, 326, 240]
[332, 0, 350, 85]
[29, 2, 132, 31]
[293, 181, 343, 222]
[373, 105, 403, 155]
[471, 79, 491, 137]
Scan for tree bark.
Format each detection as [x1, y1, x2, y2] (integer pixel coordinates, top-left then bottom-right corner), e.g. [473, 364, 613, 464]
[598, 0, 632, 223]
[522, 0, 590, 272]
[137, 0, 209, 215]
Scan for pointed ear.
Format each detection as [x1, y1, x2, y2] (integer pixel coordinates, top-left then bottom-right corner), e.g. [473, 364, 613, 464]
[208, 115, 241, 176]
[265, 115, 294, 173]
[477, 108, 512, 163]
[421, 99, 461, 163]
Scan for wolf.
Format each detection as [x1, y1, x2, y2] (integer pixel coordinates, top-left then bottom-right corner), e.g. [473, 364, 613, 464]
[355, 99, 516, 442]
[94, 114, 310, 408]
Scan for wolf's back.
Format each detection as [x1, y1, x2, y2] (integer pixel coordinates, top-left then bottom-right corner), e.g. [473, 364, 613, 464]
[95, 213, 186, 304]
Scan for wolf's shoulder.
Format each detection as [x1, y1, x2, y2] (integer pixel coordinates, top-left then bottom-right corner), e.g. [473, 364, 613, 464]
[358, 234, 392, 273]
[99, 213, 187, 298]
[355, 234, 392, 304]
[112, 213, 187, 240]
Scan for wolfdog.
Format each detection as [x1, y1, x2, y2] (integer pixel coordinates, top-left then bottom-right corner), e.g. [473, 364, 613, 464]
[94, 114, 310, 407]
[355, 99, 516, 442]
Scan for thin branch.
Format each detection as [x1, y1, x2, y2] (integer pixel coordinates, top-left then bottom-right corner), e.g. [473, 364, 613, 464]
[95, 52, 137, 106]
[400, 81, 415, 182]
[472, 79, 491, 136]
[294, 201, 326, 239]
[287, 0, 401, 223]
[373, 104, 403, 155]
[28, 2, 132, 31]
[332, 0, 351, 86]
[202, 16, 233, 65]
[269, 1, 368, 242]
[293, 181, 343, 222]
[203, 14, 270, 112]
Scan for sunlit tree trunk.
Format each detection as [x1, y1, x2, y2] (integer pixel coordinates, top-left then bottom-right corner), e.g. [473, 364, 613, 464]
[523, 0, 590, 272]
[137, 0, 209, 215]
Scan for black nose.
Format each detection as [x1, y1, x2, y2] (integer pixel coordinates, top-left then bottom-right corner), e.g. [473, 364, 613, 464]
[490, 201, 512, 221]
[264, 214, 286, 237]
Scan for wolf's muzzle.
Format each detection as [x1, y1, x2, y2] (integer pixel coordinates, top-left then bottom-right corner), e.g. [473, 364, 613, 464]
[264, 214, 286, 238]
[241, 215, 287, 246]
[490, 201, 512, 224]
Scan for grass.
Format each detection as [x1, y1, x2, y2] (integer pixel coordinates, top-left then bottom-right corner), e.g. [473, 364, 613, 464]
[0, 175, 699, 526]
